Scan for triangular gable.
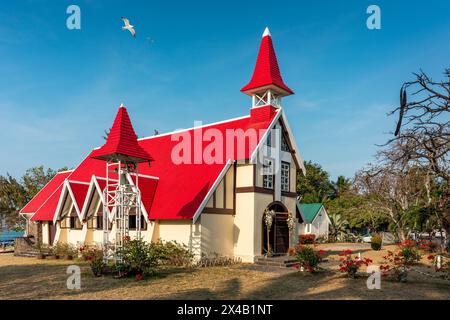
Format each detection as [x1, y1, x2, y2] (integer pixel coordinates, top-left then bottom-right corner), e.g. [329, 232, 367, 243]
[80, 176, 109, 220]
[52, 180, 89, 223]
[250, 109, 306, 174]
[125, 173, 158, 223]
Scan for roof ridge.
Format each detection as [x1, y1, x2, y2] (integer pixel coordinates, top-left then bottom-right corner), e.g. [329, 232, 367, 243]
[137, 114, 251, 141]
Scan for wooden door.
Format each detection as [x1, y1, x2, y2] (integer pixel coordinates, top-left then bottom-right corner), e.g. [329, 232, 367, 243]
[274, 215, 289, 254]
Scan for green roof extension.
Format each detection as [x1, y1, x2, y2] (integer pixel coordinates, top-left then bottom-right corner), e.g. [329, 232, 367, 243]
[297, 203, 323, 223]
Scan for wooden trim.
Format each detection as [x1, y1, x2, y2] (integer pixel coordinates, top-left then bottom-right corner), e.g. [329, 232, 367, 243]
[202, 208, 235, 215]
[281, 191, 298, 198]
[233, 164, 236, 210]
[253, 163, 256, 187]
[213, 190, 216, 208]
[236, 186, 274, 195]
[223, 173, 227, 209]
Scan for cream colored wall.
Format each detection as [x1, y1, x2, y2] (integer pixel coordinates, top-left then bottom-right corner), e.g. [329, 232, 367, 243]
[158, 220, 192, 244]
[200, 214, 234, 256]
[233, 192, 255, 262]
[65, 225, 86, 246]
[236, 164, 253, 187]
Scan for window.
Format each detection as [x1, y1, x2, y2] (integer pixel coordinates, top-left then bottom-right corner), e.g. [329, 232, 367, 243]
[69, 217, 82, 230]
[96, 216, 103, 230]
[281, 134, 290, 152]
[129, 215, 147, 231]
[263, 158, 273, 189]
[266, 131, 272, 147]
[281, 162, 290, 192]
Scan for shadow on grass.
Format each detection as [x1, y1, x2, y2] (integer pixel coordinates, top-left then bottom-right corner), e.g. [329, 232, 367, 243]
[0, 261, 197, 299]
[237, 265, 450, 300]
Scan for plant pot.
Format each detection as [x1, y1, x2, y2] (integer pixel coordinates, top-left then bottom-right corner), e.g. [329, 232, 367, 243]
[64, 255, 73, 260]
[53, 255, 60, 260]
[37, 253, 46, 260]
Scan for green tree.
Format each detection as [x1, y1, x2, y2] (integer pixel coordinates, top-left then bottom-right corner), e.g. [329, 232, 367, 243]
[0, 166, 68, 230]
[22, 166, 68, 200]
[297, 161, 334, 203]
[0, 174, 27, 228]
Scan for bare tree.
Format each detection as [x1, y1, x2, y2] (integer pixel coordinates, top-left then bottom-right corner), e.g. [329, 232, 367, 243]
[354, 164, 428, 240]
[384, 69, 449, 235]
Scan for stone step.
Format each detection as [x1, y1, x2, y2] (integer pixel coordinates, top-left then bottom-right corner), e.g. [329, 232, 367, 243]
[254, 256, 298, 268]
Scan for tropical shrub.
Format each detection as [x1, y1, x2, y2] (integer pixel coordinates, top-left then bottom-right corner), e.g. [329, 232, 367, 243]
[328, 213, 350, 242]
[299, 234, 316, 244]
[293, 244, 325, 273]
[338, 250, 372, 278]
[371, 234, 382, 251]
[380, 240, 421, 282]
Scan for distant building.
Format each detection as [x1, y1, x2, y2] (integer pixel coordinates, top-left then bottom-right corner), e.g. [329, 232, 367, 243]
[297, 203, 331, 239]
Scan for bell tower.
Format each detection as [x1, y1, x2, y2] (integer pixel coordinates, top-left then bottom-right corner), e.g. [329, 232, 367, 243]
[241, 27, 294, 109]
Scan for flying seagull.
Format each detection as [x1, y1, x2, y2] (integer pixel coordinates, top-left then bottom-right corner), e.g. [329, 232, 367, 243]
[121, 17, 136, 38]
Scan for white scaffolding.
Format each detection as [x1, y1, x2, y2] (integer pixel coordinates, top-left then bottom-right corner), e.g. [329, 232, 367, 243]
[102, 160, 141, 263]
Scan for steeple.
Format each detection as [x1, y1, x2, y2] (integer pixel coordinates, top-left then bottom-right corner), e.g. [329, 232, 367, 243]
[91, 104, 154, 163]
[241, 27, 294, 108]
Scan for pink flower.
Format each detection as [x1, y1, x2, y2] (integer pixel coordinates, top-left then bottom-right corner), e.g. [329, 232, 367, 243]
[136, 274, 143, 281]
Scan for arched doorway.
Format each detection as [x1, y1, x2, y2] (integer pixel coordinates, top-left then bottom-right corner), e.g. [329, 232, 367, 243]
[262, 202, 290, 255]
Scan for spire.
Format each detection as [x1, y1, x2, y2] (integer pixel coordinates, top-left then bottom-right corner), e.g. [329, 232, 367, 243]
[91, 104, 154, 163]
[241, 27, 294, 96]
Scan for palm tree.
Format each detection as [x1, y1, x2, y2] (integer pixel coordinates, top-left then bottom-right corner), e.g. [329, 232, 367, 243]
[332, 176, 351, 198]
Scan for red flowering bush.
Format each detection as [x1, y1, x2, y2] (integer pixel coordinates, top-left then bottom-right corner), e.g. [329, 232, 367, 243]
[298, 234, 316, 244]
[418, 240, 440, 253]
[82, 246, 105, 277]
[380, 240, 421, 282]
[338, 250, 372, 278]
[293, 244, 325, 273]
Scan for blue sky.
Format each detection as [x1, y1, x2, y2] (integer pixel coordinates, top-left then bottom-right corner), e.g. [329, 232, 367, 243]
[0, 0, 449, 180]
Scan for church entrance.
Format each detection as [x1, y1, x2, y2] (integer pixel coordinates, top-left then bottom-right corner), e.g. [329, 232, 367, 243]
[262, 202, 290, 255]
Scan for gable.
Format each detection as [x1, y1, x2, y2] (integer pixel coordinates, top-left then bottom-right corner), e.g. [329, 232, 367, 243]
[298, 203, 323, 223]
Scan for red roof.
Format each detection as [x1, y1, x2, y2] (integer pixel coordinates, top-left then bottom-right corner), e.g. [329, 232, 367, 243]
[21, 170, 72, 214]
[31, 184, 65, 221]
[241, 28, 294, 96]
[28, 106, 279, 221]
[137, 107, 279, 220]
[68, 181, 90, 214]
[91, 105, 154, 163]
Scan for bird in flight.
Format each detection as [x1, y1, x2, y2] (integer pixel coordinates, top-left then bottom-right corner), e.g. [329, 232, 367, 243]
[121, 17, 136, 38]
